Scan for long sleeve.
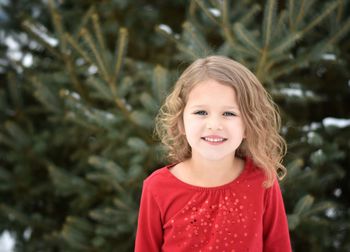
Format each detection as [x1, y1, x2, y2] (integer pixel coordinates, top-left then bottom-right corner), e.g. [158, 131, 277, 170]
[134, 181, 163, 252]
[263, 180, 292, 252]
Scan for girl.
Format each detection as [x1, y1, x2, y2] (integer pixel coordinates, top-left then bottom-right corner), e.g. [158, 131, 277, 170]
[135, 55, 292, 252]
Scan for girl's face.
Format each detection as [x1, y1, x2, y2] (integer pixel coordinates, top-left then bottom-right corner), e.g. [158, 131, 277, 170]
[182, 79, 245, 161]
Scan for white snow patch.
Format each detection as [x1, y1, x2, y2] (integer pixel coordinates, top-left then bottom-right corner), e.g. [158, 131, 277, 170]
[325, 207, 336, 218]
[0, 231, 15, 252]
[23, 228, 32, 241]
[104, 112, 115, 120]
[24, 21, 58, 47]
[334, 188, 342, 197]
[279, 88, 315, 98]
[158, 24, 172, 34]
[322, 53, 336, 61]
[302, 122, 321, 131]
[71, 92, 81, 100]
[88, 65, 98, 75]
[323, 117, 350, 128]
[5, 37, 20, 50]
[208, 8, 221, 17]
[22, 54, 33, 67]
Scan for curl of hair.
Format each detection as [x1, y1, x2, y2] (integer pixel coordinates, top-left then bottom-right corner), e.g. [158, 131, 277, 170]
[154, 55, 287, 187]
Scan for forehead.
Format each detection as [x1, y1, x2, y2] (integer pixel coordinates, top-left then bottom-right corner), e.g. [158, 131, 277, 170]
[186, 79, 238, 105]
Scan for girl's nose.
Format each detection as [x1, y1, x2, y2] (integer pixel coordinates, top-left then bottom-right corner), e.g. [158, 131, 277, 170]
[206, 118, 223, 130]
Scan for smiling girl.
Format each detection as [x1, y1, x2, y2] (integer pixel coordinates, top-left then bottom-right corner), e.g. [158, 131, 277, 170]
[135, 55, 292, 252]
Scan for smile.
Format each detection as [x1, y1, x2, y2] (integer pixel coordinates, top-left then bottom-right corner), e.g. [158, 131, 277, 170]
[201, 137, 227, 142]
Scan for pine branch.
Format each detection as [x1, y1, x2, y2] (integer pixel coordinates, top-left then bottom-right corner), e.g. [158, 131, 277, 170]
[230, 44, 259, 58]
[4, 121, 30, 148]
[269, 32, 301, 56]
[92, 13, 106, 52]
[183, 22, 211, 57]
[257, 0, 278, 81]
[220, 0, 261, 57]
[0, 204, 30, 226]
[295, 0, 307, 28]
[65, 33, 94, 65]
[113, 98, 154, 144]
[22, 20, 61, 58]
[7, 72, 22, 109]
[304, 201, 335, 216]
[64, 55, 89, 100]
[47, 1, 88, 97]
[177, 43, 200, 60]
[288, 0, 295, 31]
[194, 0, 220, 26]
[0, 133, 13, 149]
[275, 10, 288, 37]
[255, 47, 268, 82]
[62, 216, 92, 250]
[294, 194, 314, 215]
[48, 0, 67, 52]
[80, 28, 110, 83]
[262, 0, 277, 48]
[48, 164, 93, 196]
[86, 76, 114, 101]
[233, 23, 261, 53]
[31, 76, 62, 113]
[189, 0, 197, 19]
[113, 198, 131, 211]
[86, 172, 125, 193]
[326, 17, 350, 45]
[221, 0, 237, 49]
[265, 53, 291, 73]
[88, 156, 126, 193]
[112, 28, 128, 85]
[301, 1, 338, 35]
[270, 53, 310, 79]
[336, 0, 345, 22]
[152, 65, 169, 103]
[74, 5, 96, 38]
[240, 4, 261, 25]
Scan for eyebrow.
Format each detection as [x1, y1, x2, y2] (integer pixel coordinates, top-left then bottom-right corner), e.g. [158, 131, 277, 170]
[189, 105, 239, 110]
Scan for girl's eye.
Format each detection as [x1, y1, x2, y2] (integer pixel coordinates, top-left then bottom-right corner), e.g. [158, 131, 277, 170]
[223, 111, 236, 116]
[194, 110, 207, 116]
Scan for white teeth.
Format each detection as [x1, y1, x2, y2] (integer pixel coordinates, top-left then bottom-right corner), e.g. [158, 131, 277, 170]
[204, 137, 225, 142]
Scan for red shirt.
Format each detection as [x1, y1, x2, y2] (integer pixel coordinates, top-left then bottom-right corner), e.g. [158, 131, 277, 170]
[135, 158, 292, 252]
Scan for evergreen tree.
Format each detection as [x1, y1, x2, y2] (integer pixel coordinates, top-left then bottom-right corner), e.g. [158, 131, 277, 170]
[0, 0, 349, 251]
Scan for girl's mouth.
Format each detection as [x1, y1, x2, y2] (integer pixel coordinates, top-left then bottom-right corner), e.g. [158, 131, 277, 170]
[201, 137, 227, 143]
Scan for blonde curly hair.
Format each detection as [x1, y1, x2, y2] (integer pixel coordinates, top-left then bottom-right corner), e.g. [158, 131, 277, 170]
[155, 55, 287, 187]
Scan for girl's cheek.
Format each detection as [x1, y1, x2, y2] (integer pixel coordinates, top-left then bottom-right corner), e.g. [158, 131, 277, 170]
[190, 120, 203, 129]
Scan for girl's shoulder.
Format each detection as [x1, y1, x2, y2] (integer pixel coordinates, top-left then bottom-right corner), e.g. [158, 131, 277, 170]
[242, 157, 271, 185]
[143, 164, 176, 189]
[244, 157, 265, 175]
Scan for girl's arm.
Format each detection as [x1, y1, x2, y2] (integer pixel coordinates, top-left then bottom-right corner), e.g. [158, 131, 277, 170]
[134, 181, 163, 251]
[263, 179, 292, 252]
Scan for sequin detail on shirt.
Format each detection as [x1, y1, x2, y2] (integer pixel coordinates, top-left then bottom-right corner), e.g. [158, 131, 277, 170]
[164, 183, 260, 251]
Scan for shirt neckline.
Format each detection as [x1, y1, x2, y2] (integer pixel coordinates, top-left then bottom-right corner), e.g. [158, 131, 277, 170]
[164, 157, 251, 191]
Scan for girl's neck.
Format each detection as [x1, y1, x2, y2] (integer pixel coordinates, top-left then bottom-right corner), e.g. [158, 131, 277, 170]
[182, 154, 244, 187]
[188, 154, 234, 172]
